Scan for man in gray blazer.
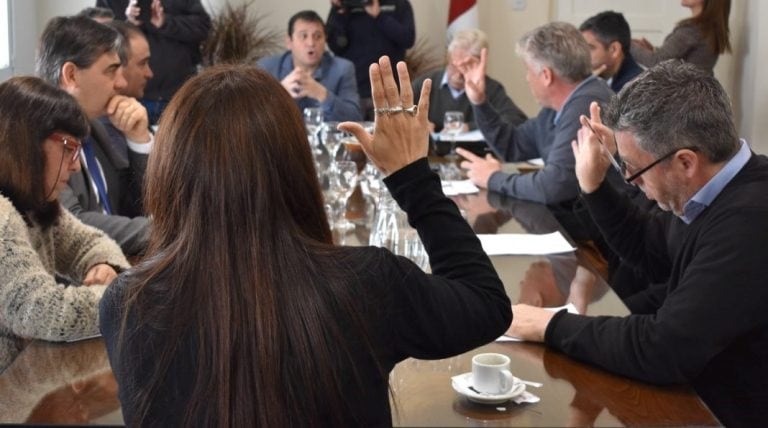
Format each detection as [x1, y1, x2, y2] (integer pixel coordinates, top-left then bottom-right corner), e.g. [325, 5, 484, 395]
[456, 22, 613, 206]
[37, 15, 150, 256]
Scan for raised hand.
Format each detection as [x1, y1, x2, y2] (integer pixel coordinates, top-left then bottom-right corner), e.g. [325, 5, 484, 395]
[571, 101, 614, 193]
[125, 0, 141, 25]
[455, 47, 488, 105]
[339, 56, 431, 176]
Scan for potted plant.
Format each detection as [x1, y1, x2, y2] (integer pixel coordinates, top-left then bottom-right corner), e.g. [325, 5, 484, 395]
[201, 1, 282, 66]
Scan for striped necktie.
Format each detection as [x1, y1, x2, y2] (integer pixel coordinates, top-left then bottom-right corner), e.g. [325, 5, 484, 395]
[81, 136, 113, 215]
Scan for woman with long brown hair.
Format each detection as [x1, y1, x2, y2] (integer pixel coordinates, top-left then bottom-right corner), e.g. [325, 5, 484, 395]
[0, 76, 129, 347]
[631, 0, 731, 72]
[100, 57, 511, 426]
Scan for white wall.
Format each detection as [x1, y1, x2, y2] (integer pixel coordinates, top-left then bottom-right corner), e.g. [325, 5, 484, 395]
[23, 0, 768, 153]
[735, 1, 768, 154]
[8, 0, 38, 75]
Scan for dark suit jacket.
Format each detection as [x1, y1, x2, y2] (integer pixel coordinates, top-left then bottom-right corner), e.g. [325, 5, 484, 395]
[60, 119, 149, 256]
[610, 55, 644, 93]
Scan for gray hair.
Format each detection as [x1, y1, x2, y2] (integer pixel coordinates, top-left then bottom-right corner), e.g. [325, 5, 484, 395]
[604, 60, 739, 162]
[515, 22, 591, 84]
[448, 29, 489, 57]
[36, 15, 123, 86]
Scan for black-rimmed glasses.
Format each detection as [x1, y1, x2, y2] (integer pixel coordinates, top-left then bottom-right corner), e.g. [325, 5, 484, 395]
[582, 120, 697, 184]
[617, 145, 698, 183]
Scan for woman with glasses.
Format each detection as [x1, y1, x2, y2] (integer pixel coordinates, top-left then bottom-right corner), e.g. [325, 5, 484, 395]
[100, 59, 511, 426]
[0, 76, 129, 348]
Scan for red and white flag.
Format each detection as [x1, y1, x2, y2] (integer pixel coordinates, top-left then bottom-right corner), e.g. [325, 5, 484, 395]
[447, 0, 478, 41]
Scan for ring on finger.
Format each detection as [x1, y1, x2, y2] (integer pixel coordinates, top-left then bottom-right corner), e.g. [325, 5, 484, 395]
[403, 105, 417, 116]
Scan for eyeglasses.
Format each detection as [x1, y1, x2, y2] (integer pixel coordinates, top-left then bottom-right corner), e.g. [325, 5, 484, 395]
[616, 145, 698, 183]
[48, 133, 82, 163]
[581, 120, 698, 184]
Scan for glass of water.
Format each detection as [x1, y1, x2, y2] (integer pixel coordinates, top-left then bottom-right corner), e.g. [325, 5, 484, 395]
[443, 111, 464, 157]
[303, 107, 324, 156]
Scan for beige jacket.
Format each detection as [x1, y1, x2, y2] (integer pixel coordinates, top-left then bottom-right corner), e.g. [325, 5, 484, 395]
[0, 194, 129, 343]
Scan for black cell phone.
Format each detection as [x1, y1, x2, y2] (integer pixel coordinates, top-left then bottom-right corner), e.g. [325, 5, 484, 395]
[136, 0, 152, 23]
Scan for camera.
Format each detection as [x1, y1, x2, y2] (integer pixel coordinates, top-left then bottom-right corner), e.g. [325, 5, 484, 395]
[341, 0, 372, 9]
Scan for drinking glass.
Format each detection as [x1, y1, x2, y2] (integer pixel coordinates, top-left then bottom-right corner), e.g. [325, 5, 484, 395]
[443, 111, 464, 159]
[330, 160, 359, 231]
[303, 107, 324, 156]
[360, 163, 382, 203]
[321, 123, 344, 164]
[369, 191, 400, 250]
[360, 163, 383, 227]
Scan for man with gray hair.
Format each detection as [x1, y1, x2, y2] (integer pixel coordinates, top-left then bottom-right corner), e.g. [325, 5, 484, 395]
[412, 28, 526, 134]
[509, 60, 768, 426]
[457, 22, 613, 205]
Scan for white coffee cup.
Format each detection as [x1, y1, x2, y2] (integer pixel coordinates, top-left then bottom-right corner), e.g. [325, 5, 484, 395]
[472, 353, 515, 394]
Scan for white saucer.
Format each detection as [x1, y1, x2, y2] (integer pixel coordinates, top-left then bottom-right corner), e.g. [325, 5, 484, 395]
[451, 372, 526, 404]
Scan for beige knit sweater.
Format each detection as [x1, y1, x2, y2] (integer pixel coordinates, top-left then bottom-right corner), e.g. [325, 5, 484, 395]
[0, 194, 130, 343]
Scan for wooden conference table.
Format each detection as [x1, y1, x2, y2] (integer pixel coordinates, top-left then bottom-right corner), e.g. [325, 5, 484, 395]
[0, 185, 719, 425]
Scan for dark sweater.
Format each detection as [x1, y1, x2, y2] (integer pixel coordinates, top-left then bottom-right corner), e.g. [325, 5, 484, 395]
[545, 153, 768, 427]
[100, 159, 511, 426]
[609, 54, 643, 93]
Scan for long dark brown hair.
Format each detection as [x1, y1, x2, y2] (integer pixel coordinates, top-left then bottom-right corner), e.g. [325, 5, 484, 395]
[0, 76, 89, 226]
[119, 65, 377, 426]
[679, 0, 731, 54]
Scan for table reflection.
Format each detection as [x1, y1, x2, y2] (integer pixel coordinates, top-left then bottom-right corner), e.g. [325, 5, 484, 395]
[0, 338, 120, 424]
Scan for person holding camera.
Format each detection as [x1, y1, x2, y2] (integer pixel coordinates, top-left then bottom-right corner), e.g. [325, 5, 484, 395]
[326, 0, 415, 120]
[96, 0, 211, 125]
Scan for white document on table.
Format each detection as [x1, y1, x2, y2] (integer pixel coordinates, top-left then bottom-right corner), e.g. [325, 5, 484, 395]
[433, 129, 484, 142]
[477, 232, 575, 256]
[497, 303, 580, 342]
[442, 180, 479, 196]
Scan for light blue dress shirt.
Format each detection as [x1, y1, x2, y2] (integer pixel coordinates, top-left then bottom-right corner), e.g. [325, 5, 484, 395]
[680, 139, 751, 224]
[440, 71, 465, 99]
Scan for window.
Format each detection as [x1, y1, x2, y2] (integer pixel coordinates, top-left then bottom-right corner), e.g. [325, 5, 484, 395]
[0, 0, 10, 80]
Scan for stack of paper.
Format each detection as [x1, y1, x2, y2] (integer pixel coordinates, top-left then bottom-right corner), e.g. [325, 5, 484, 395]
[442, 180, 479, 196]
[433, 129, 484, 142]
[477, 232, 575, 256]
